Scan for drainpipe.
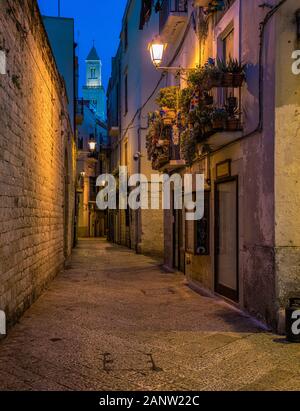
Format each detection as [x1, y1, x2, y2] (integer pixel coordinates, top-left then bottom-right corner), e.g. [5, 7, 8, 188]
[135, 114, 149, 254]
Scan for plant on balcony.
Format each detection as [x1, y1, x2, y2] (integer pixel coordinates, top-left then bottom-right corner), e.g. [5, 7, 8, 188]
[226, 115, 242, 131]
[188, 61, 223, 90]
[188, 107, 213, 137]
[224, 95, 242, 131]
[211, 108, 228, 130]
[203, 92, 214, 106]
[217, 57, 246, 87]
[156, 86, 179, 125]
[146, 111, 170, 170]
[180, 128, 197, 166]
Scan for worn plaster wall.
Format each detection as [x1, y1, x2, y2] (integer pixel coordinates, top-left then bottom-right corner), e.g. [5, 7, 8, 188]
[274, 0, 300, 311]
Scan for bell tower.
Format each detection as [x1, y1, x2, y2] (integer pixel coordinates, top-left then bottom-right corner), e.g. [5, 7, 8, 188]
[82, 43, 106, 120]
[85, 45, 102, 87]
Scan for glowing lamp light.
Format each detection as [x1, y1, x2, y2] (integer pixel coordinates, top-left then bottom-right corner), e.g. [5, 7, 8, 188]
[149, 38, 166, 68]
[88, 140, 97, 151]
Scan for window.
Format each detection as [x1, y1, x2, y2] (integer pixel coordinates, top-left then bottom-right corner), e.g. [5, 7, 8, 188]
[90, 68, 96, 79]
[223, 28, 234, 63]
[124, 73, 128, 115]
[89, 177, 97, 201]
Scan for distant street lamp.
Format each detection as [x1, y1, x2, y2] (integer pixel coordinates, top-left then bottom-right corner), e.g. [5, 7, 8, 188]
[88, 140, 97, 152]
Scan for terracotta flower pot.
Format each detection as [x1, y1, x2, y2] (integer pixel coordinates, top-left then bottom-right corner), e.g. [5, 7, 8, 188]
[222, 73, 234, 87]
[226, 118, 241, 131]
[232, 73, 245, 87]
[208, 72, 223, 88]
[212, 120, 225, 130]
[222, 73, 244, 88]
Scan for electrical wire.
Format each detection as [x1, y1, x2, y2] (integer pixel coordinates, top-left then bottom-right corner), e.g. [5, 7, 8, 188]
[119, 13, 194, 142]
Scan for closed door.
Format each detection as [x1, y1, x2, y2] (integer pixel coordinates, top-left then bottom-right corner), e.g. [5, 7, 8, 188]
[215, 179, 239, 301]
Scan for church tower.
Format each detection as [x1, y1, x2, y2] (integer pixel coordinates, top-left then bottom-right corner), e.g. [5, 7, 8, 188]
[82, 44, 106, 120]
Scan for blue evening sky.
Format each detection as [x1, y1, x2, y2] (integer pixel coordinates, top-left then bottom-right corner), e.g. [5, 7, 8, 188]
[38, 0, 127, 95]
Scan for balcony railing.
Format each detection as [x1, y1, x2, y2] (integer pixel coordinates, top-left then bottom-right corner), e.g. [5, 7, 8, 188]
[159, 0, 188, 38]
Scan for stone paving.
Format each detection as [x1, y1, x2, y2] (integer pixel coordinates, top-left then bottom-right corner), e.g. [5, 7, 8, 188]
[0, 238, 299, 391]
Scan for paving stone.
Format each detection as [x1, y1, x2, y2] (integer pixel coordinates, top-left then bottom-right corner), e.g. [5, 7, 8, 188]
[0, 238, 299, 391]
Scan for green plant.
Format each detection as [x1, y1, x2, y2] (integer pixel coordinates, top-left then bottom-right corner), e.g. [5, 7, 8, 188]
[180, 129, 197, 166]
[211, 108, 228, 122]
[146, 111, 171, 167]
[188, 62, 222, 90]
[217, 57, 246, 74]
[228, 58, 246, 74]
[156, 86, 179, 110]
[179, 87, 193, 116]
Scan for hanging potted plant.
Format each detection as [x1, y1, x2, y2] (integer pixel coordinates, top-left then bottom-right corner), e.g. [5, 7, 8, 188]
[188, 62, 222, 91]
[217, 57, 246, 88]
[226, 116, 242, 131]
[205, 60, 223, 88]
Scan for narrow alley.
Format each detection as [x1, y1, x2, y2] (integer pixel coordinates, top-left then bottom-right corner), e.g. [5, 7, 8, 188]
[0, 239, 299, 391]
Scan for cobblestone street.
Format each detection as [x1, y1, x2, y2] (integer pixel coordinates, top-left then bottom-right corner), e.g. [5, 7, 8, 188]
[0, 238, 299, 391]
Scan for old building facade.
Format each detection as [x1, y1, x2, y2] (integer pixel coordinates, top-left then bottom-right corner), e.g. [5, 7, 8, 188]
[107, 0, 165, 257]
[76, 46, 109, 238]
[0, 0, 76, 325]
[108, 0, 300, 331]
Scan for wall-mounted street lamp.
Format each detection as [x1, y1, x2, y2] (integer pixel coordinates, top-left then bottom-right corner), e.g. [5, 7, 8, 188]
[148, 37, 191, 75]
[148, 37, 167, 68]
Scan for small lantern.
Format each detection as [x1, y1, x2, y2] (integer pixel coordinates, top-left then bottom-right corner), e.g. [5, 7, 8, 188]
[80, 171, 86, 178]
[88, 140, 97, 152]
[148, 37, 167, 67]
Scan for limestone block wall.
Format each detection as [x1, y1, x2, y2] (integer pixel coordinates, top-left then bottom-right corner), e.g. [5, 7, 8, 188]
[0, 0, 75, 325]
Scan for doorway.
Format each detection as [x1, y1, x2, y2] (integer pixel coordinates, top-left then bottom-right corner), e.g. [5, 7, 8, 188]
[215, 178, 239, 302]
[173, 208, 185, 273]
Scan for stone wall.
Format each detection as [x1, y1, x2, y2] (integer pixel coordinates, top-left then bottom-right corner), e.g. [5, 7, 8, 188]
[0, 0, 75, 326]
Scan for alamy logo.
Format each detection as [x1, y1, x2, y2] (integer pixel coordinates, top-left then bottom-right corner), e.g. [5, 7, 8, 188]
[291, 310, 300, 336]
[292, 50, 300, 75]
[96, 167, 205, 221]
[0, 50, 6, 75]
[0, 310, 6, 336]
